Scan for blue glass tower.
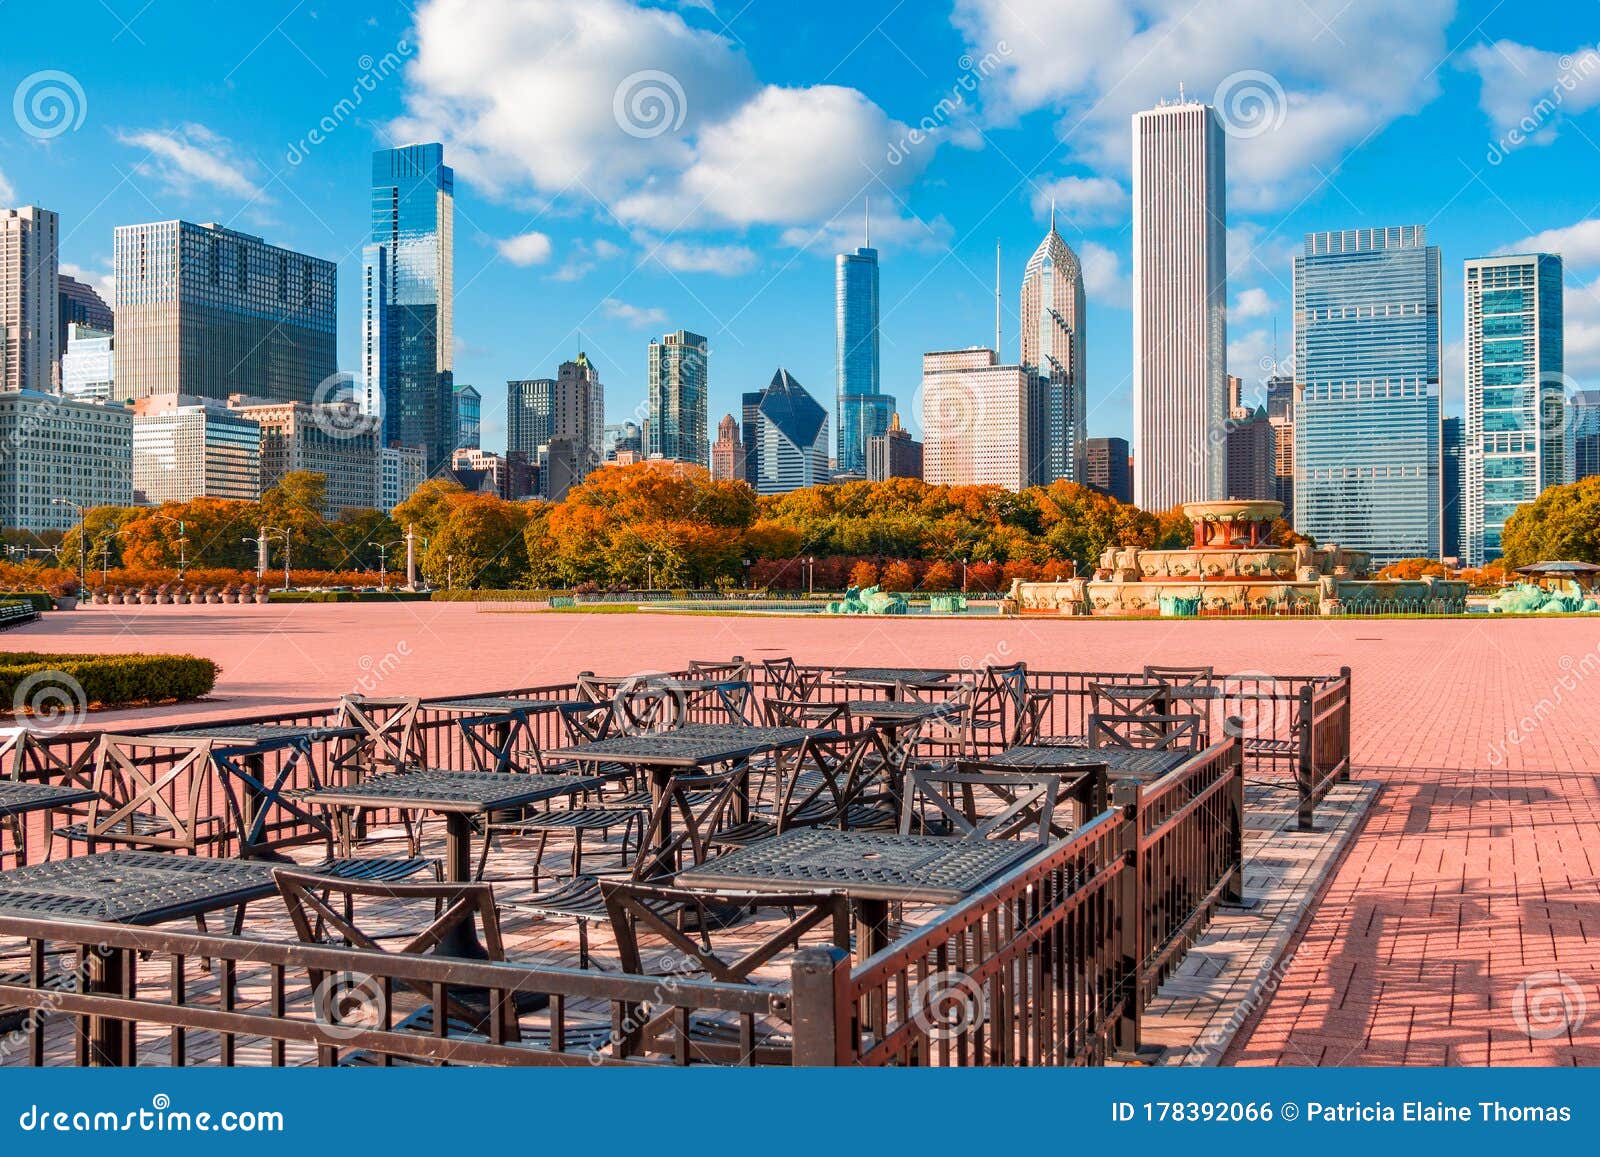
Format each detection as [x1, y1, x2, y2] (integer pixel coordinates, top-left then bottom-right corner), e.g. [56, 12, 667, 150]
[362, 143, 454, 473]
[836, 214, 892, 477]
[1463, 253, 1563, 565]
[1293, 226, 1442, 564]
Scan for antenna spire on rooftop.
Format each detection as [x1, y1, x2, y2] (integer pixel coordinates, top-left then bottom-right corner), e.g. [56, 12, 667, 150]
[864, 195, 870, 248]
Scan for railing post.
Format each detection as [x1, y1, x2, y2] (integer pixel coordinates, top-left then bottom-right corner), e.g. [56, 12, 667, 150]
[1296, 682, 1316, 831]
[788, 945, 851, 1066]
[1225, 737, 1246, 906]
[84, 943, 131, 1067]
[1112, 781, 1159, 1062]
[1338, 666, 1353, 782]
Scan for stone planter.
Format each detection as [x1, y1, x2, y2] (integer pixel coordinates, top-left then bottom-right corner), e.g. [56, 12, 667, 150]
[254, 590, 269, 604]
[53, 595, 78, 611]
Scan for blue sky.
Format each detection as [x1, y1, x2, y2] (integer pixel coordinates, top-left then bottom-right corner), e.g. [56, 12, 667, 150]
[4, 0, 1600, 454]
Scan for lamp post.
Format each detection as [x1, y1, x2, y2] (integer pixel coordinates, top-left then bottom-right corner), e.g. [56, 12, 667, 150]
[446, 554, 454, 592]
[149, 514, 187, 581]
[50, 498, 86, 585]
[646, 553, 654, 592]
[245, 528, 291, 590]
[806, 556, 815, 596]
[376, 540, 404, 591]
[961, 556, 968, 594]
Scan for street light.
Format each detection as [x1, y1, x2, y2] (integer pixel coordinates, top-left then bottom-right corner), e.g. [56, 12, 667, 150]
[446, 553, 454, 591]
[961, 556, 968, 594]
[375, 540, 404, 590]
[148, 513, 187, 581]
[244, 528, 292, 590]
[806, 556, 815, 596]
[646, 552, 654, 592]
[50, 498, 86, 585]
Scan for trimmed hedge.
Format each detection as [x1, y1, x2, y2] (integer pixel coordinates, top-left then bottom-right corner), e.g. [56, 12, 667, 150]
[430, 589, 567, 602]
[1, 592, 54, 613]
[267, 590, 432, 603]
[0, 651, 218, 711]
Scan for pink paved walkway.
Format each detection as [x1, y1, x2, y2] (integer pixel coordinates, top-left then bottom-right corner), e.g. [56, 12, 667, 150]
[9, 603, 1600, 1063]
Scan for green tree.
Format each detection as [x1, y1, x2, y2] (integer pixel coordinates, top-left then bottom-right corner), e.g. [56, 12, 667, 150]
[424, 494, 531, 589]
[1500, 477, 1600, 567]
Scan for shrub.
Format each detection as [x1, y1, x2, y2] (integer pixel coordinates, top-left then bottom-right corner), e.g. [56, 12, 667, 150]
[0, 591, 54, 613]
[0, 651, 218, 711]
[267, 590, 431, 603]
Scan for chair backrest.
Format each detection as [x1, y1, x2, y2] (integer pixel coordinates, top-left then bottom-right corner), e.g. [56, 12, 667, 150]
[557, 698, 615, 744]
[335, 695, 424, 775]
[968, 663, 1028, 750]
[762, 697, 850, 731]
[1, 726, 97, 786]
[1142, 664, 1214, 688]
[900, 765, 1060, 842]
[686, 656, 750, 682]
[762, 725, 879, 832]
[633, 768, 747, 879]
[274, 868, 515, 1040]
[1087, 712, 1204, 751]
[1089, 682, 1173, 716]
[760, 657, 821, 702]
[83, 734, 217, 851]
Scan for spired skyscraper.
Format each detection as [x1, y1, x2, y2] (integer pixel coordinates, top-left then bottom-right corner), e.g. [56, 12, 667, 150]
[1021, 203, 1087, 485]
[1294, 226, 1442, 564]
[362, 143, 454, 473]
[1463, 253, 1563, 566]
[1132, 97, 1227, 510]
[835, 204, 893, 477]
[646, 330, 709, 465]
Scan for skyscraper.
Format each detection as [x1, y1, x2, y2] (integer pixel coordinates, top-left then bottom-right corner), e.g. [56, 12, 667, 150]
[1, 206, 60, 393]
[1225, 407, 1275, 501]
[1294, 226, 1442, 564]
[1020, 205, 1087, 485]
[453, 384, 481, 451]
[750, 369, 829, 495]
[866, 413, 922, 482]
[646, 330, 708, 465]
[836, 210, 893, 477]
[1442, 415, 1465, 562]
[228, 396, 380, 518]
[1132, 99, 1227, 510]
[1084, 436, 1132, 504]
[0, 390, 131, 532]
[57, 273, 112, 356]
[710, 414, 745, 483]
[920, 347, 1040, 490]
[1463, 253, 1563, 565]
[506, 353, 601, 500]
[113, 220, 335, 403]
[1571, 390, 1600, 482]
[363, 143, 454, 472]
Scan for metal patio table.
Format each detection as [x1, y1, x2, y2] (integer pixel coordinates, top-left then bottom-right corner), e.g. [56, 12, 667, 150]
[0, 781, 101, 866]
[998, 744, 1189, 783]
[300, 768, 604, 958]
[422, 696, 571, 774]
[677, 827, 1036, 958]
[829, 668, 957, 699]
[0, 850, 282, 1064]
[158, 722, 367, 861]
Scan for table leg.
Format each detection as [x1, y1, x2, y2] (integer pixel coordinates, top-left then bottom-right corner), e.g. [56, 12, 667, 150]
[854, 898, 892, 1043]
[85, 945, 130, 1066]
[439, 813, 487, 960]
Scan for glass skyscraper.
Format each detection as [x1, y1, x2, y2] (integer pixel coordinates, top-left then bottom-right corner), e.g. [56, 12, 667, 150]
[1463, 253, 1563, 565]
[646, 330, 708, 465]
[835, 237, 892, 476]
[1293, 226, 1442, 564]
[362, 143, 454, 472]
[1021, 211, 1087, 485]
[452, 384, 480, 451]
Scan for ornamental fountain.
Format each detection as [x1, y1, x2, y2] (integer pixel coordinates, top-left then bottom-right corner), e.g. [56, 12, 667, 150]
[1004, 499, 1468, 617]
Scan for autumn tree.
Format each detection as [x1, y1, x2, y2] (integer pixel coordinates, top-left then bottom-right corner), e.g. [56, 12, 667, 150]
[1499, 477, 1600, 567]
[423, 494, 532, 589]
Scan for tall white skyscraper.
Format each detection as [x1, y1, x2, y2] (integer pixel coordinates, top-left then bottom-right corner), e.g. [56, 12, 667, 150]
[0, 206, 60, 393]
[1021, 204, 1087, 485]
[920, 347, 1039, 490]
[1131, 100, 1227, 510]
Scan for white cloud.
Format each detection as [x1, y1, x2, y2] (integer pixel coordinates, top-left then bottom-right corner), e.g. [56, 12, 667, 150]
[952, 0, 1454, 208]
[496, 231, 553, 266]
[60, 262, 116, 305]
[779, 206, 954, 254]
[395, 0, 932, 242]
[551, 237, 626, 281]
[1227, 328, 1276, 385]
[117, 123, 265, 200]
[1563, 278, 1600, 381]
[602, 298, 668, 327]
[1227, 222, 1299, 291]
[1232, 287, 1273, 319]
[1029, 175, 1124, 227]
[640, 236, 757, 275]
[1079, 240, 1129, 306]
[0, 168, 13, 204]
[1463, 40, 1600, 140]
[1498, 219, 1600, 269]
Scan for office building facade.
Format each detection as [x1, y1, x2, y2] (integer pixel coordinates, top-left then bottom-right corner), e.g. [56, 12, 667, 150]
[1, 207, 60, 393]
[646, 330, 708, 465]
[507, 353, 602, 500]
[1442, 415, 1465, 562]
[920, 348, 1039, 490]
[1463, 253, 1563, 565]
[749, 369, 829, 495]
[710, 413, 746, 483]
[1294, 226, 1442, 564]
[363, 144, 455, 471]
[0, 390, 132, 532]
[57, 273, 112, 355]
[113, 220, 335, 405]
[1085, 436, 1132, 504]
[229, 397, 380, 517]
[1225, 408, 1276, 501]
[377, 444, 426, 512]
[453, 384, 480, 451]
[60, 324, 114, 402]
[866, 412, 923, 482]
[1131, 100, 1227, 510]
[132, 394, 261, 505]
[836, 237, 893, 476]
[1571, 390, 1600, 482]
